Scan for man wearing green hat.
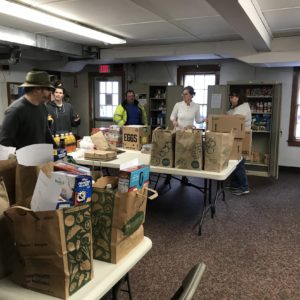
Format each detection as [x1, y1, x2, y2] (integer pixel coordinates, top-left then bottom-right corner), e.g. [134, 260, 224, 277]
[0, 71, 56, 149]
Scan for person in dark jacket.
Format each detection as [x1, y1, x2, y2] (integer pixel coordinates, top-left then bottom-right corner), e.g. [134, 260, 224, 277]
[113, 90, 147, 126]
[46, 86, 80, 135]
[0, 71, 55, 149]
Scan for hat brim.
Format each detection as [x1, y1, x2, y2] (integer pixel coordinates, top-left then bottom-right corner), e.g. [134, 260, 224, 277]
[19, 82, 55, 90]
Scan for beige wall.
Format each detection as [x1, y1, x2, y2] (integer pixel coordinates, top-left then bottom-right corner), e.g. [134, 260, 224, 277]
[0, 59, 298, 167]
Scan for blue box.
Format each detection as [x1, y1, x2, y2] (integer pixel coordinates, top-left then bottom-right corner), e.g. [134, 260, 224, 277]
[118, 165, 150, 193]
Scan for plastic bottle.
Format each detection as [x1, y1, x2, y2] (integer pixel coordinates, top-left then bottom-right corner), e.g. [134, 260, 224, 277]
[59, 134, 65, 149]
[65, 133, 71, 152]
[54, 134, 60, 147]
[69, 132, 76, 152]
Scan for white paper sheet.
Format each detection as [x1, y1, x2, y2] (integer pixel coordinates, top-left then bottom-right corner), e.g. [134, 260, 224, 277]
[211, 93, 222, 109]
[16, 144, 53, 166]
[120, 158, 138, 170]
[31, 171, 62, 212]
[0, 145, 16, 160]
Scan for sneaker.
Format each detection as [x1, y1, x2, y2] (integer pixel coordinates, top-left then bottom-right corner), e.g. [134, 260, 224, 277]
[232, 189, 250, 196]
[224, 185, 240, 191]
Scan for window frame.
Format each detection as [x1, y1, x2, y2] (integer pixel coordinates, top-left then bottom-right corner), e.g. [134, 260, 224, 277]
[288, 67, 300, 147]
[177, 64, 220, 127]
[88, 65, 125, 130]
[177, 65, 220, 86]
[96, 79, 121, 120]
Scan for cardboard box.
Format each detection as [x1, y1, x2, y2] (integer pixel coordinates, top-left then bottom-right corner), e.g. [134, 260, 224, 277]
[118, 165, 150, 193]
[208, 115, 245, 138]
[122, 125, 150, 150]
[51, 171, 92, 205]
[84, 149, 117, 161]
[53, 148, 67, 161]
[242, 130, 252, 155]
[230, 138, 243, 160]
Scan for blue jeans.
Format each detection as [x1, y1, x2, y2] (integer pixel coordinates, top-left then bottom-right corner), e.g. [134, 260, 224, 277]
[230, 159, 249, 192]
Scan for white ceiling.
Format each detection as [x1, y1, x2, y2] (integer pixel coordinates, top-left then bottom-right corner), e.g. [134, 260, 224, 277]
[1, 0, 300, 67]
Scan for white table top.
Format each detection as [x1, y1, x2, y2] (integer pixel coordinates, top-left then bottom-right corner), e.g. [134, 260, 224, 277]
[0, 237, 152, 300]
[72, 149, 239, 181]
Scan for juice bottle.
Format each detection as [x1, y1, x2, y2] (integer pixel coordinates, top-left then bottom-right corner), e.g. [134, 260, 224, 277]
[59, 134, 65, 149]
[65, 133, 71, 152]
[69, 132, 76, 152]
[54, 134, 60, 147]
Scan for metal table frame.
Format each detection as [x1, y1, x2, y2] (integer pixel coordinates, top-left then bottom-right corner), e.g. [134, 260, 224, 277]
[72, 149, 239, 235]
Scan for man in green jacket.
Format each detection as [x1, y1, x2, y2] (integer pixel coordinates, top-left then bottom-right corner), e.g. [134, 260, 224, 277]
[113, 90, 147, 126]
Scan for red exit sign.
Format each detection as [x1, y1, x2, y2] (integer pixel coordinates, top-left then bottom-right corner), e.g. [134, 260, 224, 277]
[99, 64, 111, 73]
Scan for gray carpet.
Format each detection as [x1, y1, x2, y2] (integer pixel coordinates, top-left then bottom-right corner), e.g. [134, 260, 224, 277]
[116, 168, 300, 300]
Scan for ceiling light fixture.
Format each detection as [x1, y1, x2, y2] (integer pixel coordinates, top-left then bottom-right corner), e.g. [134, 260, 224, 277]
[0, 0, 126, 45]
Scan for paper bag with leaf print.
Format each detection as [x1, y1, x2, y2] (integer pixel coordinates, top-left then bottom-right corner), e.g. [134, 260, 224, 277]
[91, 179, 157, 263]
[204, 131, 234, 172]
[4, 204, 93, 299]
[150, 127, 175, 168]
[175, 129, 203, 170]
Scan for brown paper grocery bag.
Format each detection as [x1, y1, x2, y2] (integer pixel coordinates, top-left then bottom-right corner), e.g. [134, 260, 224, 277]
[91, 131, 111, 150]
[0, 157, 17, 205]
[91, 184, 157, 263]
[175, 129, 203, 170]
[150, 127, 175, 167]
[204, 131, 234, 172]
[15, 162, 53, 208]
[0, 178, 15, 279]
[4, 204, 93, 299]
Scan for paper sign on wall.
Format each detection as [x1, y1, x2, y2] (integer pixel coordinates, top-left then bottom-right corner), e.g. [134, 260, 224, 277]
[211, 93, 222, 109]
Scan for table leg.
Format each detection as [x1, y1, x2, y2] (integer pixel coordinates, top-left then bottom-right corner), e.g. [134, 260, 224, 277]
[211, 181, 225, 217]
[193, 179, 210, 235]
[112, 273, 132, 300]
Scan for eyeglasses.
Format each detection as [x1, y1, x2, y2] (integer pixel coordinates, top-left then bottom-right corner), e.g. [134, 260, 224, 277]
[182, 93, 190, 96]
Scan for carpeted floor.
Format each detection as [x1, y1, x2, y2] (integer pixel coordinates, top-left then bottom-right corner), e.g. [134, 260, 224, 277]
[115, 167, 300, 300]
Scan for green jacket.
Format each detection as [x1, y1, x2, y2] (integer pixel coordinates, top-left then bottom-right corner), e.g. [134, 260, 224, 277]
[113, 100, 148, 126]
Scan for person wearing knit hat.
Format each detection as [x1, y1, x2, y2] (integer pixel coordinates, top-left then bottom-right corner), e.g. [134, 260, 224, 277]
[0, 70, 56, 149]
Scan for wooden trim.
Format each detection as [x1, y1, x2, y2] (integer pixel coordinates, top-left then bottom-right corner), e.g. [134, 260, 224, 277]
[177, 64, 220, 86]
[88, 65, 125, 132]
[288, 67, 300, 147]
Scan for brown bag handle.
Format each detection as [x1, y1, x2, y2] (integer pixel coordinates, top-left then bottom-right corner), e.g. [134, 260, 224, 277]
[137, 187, 158, 200]
[4, 205, 40, 222]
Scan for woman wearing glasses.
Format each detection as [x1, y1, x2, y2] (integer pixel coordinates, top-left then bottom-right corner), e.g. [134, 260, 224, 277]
[46, 86, 80, 135]
[170, 86, 203, 130]
[169, 86, 203, 184]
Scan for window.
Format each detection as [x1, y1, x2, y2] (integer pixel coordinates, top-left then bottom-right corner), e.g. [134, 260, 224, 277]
[98, 81, 119, 118]
[94, 76, 122, 120]
[184, 74, 216, 125]
[177, 65, 220, 128]
[288, 67, 300, 146]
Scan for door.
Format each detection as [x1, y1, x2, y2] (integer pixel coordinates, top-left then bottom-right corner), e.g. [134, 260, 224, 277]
[269, 83, 282, 179]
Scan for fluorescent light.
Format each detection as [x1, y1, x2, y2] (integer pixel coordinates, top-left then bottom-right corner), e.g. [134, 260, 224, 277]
[0, 0, 126, 45]
[0, 25, 36, 46]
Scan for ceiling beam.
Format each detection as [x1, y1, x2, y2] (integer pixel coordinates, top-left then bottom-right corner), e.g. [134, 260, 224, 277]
[206, 0, 272, 51]
[0, 25, 83, 56]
